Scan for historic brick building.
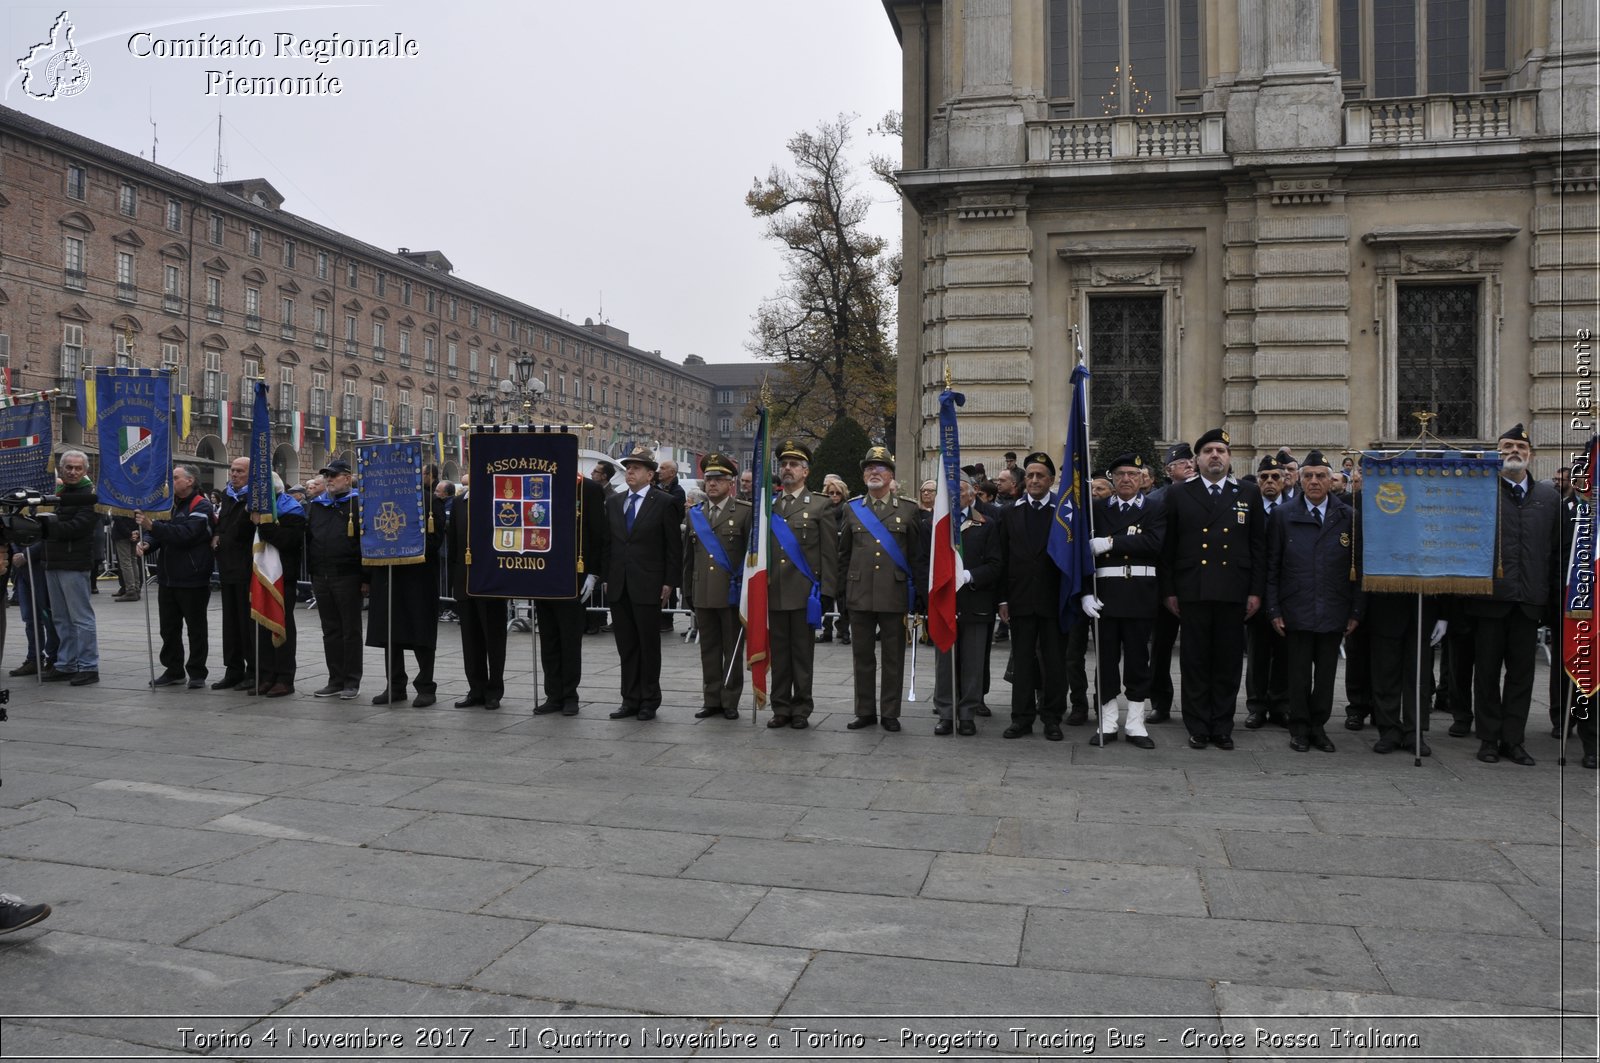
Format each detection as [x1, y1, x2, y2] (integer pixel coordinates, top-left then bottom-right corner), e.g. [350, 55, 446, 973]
[0, 104, 713, 486]
[883, 0, 1598, 474]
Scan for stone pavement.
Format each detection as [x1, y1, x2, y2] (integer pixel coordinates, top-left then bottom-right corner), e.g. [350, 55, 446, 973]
[0, 594, 1595, 1060]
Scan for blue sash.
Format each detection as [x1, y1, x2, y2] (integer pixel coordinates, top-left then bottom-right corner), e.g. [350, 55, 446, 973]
[687, 504, 740, 607]
[849, 497, 916, 614]
[770, 509, 823, 627]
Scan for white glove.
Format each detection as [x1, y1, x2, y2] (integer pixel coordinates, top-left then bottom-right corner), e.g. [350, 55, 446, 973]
[581, 574, 598, 602]
[1081, 594, 1103, 620]
[1090, 536, 1113, 556]
[956, 569, 974, 588]
[1430, 619, 1448, 646]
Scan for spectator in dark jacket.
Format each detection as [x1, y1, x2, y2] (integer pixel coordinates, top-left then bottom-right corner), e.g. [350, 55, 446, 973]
[213, 456, 257, 689]
[40, 450, 101, 685]
[306, 458, 365, 699]
[137, 464, 216, 687]
[111, 514, 140, 600]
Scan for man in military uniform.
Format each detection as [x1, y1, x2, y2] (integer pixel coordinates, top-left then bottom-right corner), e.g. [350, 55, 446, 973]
[1145, 442, 1195, 723]
[1161, 428, 1266, 750]
[1243, 454, 1289, 729]
[1266, 451, 1363, 753]
[1083, 453, 1165, 748]
[532, 471, 608, 715]
[684, 454, 752, 720]
[996, 451, 1067, 741]
[838, 445, 924, 732]
[767, 441, 837, 729]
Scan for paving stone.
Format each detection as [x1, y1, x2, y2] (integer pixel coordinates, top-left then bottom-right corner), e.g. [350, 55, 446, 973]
[42, 778, 265, 828]
[694, 770, 885, 809]
[1203, 868, 1544, 933]
[988, 818, 1230, 866]
[820, 751, 1009, 784]
[0, 814, 268, 874]
[731, 887, 1023, 963]
[1307, 801, 1571, 842]
[1221, 830, 1524, 881]
[681, 837, 934, 896]
[186, 893, 535, 984]
[1021, 910, 1387, 993]
[0, 739, 122, 771]
[786, 806, 999, 853]
[923, 852, 1207, 915]
[1077, 794, 1318, 832]
[368, 748, 555, 785]
[530, 759, 721, 796]
[471, 924, 808, 1016]
[645, 744, 839, 776]
[182, 839, 536, 911]
[0, 770, 106, 807]
[1358, 926, 1596, 1010]
[293, 771, 441, 805]
[588, 794, 808, 838]
[47, 748, 244, 785]
[189, 761, 347, 795]
[1501, 883, 1600, 940]
[868, 780, 1082, 819]
[386, 779, 630, 824]
[1496, 841, 1598, 887]
[200, 796, 426, 846]
[482, 866, 767, 938]
[1188, 768, 1409, 803]
[0, 1023, 171, 1060]
[372, 811, 714, 874]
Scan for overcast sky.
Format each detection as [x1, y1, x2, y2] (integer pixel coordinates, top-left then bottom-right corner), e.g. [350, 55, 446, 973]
[4, 0, 906, 365]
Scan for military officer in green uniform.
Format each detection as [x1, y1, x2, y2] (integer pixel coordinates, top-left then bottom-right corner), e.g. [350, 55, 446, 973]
[768, 440, 838, 729]
[684, 453, 753, 720]
[839, 445, 926, 732]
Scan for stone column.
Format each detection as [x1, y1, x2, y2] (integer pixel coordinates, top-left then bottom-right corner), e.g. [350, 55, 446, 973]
[1251, 0, 1342, 150]
[943, 0, 1027, 167]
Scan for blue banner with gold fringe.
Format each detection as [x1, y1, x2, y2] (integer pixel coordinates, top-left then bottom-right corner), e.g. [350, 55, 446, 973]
[0, 398, 53, 494]
[93, 368, 172, 514]
[466, 428, 579, 599]
[357, 439, 425, 566]
[1360, 452, 1501, 593]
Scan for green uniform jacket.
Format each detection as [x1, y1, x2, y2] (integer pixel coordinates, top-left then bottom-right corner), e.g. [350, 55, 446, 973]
[682, 497, 752, 610]
[838, 493, 924, 614]
[770, 488, 838, 610]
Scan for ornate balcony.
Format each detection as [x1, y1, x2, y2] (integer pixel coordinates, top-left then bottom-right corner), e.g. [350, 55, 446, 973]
[1343, 90, 1536, 146]
[1028, 112, 1225, 164]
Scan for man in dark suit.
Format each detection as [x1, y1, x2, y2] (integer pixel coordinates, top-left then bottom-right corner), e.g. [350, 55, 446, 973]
[533, 471, 608, 716]
[1160, 428, 1266, 750]
[605, 446, 683, 721]
[996, 450, 1067, 741]
[450, 475, 509, 710]
[1265, 451, 1363, 753]
[1145, 442, 1195, 723]
[928, 478, 1002, 735]
[1243, 454, 1290, 729]
[1083, 453, 1165, 748]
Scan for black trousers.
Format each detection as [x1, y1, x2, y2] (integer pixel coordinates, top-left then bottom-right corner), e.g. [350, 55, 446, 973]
[1064, 620, 1089, 712]
[1284, 629, 1343, 740]
[534, 597, 581, 706]
[256, 606, 298, 686]
[1343, 619, 1374, 721]
[158, 583, 210, 679]
[611, 590, 664, 711]
[380, 647, 436, 693]
[1178, 600, 1248, 740]
[1368, 606, 1433, 742]
[1008, 613, 1065, 727]
[312, 572, 364, 689]
[1149, 606, 1180, 714]
[1445, 618, 1476, 726]
[695, 605, 743, 710]
[933, 619, 990, 722]
[1098, 615, 1153, 702]
[461, 596, 509, 700]
[1472, 608, 1539, 747]
[218, 581, 257, 679]
[1244, 612, 1287, 716]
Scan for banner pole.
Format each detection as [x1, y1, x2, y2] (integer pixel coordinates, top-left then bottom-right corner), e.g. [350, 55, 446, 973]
[1413, 592, 1424, 767]
[24, 549, 44, 687]
[530, 599, 539, 709]
[139, 550, 155, 690]
[386, 568, 394, 706]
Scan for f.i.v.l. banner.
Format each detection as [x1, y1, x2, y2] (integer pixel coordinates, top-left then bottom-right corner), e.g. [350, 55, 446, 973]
[1360, 452, 1501, 593]
[466, 428, 579, 599]
[0, 399, 53, 494]
[94, 368, 172, 513]
[357, 439, 425, 566]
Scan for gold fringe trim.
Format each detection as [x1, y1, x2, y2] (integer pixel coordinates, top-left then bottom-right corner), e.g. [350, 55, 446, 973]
[1363, 575, 1494, 594]
[363, 555, 427, 567]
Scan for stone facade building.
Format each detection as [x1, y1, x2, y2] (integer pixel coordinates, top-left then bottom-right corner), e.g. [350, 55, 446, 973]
[0, 105, 712, 487]
[883, 0, 1598, 476]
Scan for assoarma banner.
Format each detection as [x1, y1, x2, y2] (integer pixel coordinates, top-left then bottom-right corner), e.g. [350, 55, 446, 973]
[466, 429, 579, 599]
[356, 439, 425, 566]
[94, 368, 172, 514]
[0, 398, 53, 494]
[1360, 452, 1501, 593]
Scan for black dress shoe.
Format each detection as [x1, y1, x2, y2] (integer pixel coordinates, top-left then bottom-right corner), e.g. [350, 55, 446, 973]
[1372, 737, 1397, 754]
[1344, 714, 1365, 731]
[483, 697, 501, 711]
[562, 701, 580, 716]
[1002, 725, 1032, 739]
[1584, 753, 1598, 770]
[816, 632, 832, 643]
[454, 694, 486, 708]
[1090, 731, 1117, 746]
[1043, 724, 1064, 741]
[534, 701, 565, 715]
[956, 720, 976, 736]
[1127, 734, 1155, 749]
[694, 707, 722, 718]
[41, 669, 77, 683]
[1399, 736, 1432, 757]
[69, 671, 99, 686]
[975, 704, 992, 717]
[1212, 736, 1235, 750]
[722, 708, 738, 719]
[1187, 734, 1209, 750]
[933, 719, 954, 736]
[1499, 743, 1535, 766]
[211, 675, 243, 690]
[1289, 736, 1309, 752]
[637, 708, 657, 721]
[1150, 710, 1172, 724]
[1065, 708, 1088, 726]
[150, 672, 185, 688]
[767, 716, 790, 728]
[838, 634, 851, 645]
[790, 717, 809, 729]
[881, 718, 901, 732]
[1476, 741, 1500, 763]
[186, 677, 205, 689]
[1448, 720, 1474, 737]
[847, 716, 878, 730]
[609, 707, 639, 719]
[1310, 733, 1335, 753]
[1244, 712, 1266, 729]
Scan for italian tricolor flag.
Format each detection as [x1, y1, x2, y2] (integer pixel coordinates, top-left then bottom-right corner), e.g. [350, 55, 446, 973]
[249, 491, 287, 647]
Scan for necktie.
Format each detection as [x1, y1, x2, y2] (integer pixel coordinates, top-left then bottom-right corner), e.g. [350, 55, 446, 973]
[1265, 501, 1274, 515]
[1311, 505, 1322, 526]
[625, 492, 639, 531]
[1515, 483, 1526, 502]
[1209, 484, 1221, 498]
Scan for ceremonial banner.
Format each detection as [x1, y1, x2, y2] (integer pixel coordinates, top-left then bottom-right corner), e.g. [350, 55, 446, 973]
[93, 367, 172, 514]
[1047, 363, 1095, 630]
[357, 439, 425, 566]
[927, 388, 966, 652]
[1360, 452, 1500, 592]
[246, 381, 276, 514]
[1565, 436, 1599, 696]
[0, 397, 53, 494]
[465, 428, 580, 598]
[739, 407, 771, 709]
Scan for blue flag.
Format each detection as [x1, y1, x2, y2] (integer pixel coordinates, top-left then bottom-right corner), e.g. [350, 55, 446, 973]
[94, 368, 172, 513]
[0, 398, 54, 494]
[357, 439, 426, 566]
[1046, 363, 1094, 630]
[1360, 451, 1500, 593]
[247, 381, 276, 516]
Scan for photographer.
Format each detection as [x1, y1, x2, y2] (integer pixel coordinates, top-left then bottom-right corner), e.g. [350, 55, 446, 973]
[136, 465, 216, 688]
[38, 451, 100, 686]
[8, 539, 57, 677]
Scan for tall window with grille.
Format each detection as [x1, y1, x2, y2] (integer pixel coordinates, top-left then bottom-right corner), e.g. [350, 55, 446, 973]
[245, 287, 262, 331]
[207, 275, 223, 322]
[314, 306, 328, 348]
[371, 384, 388, 428]
[1396, 284, 1478, 437]
[310, 371, 328, 417]
[64, 236, 86, 289]
[280, 296, 295, 340]
[204, 350, 223, 400]
[161, 342, 182, 392]
[278, 366, 296, 418]
[1087, 295, 1164, 438]
[1046, 0, 1205, 116]
[60, 324, 84, 385]
[397, 389, 412, 434]
[114, 331, 133, 369]
[445, 399, 458, 437]
[341, 379, 358, 423]
[119, 183, 137, 217]
[344, 314, 358, 355]
[421, 395, 436, 433]
[166, 198, 183, 232]
[1339, 0, 1511, 98]
[240, 359, 260, 417]
[116, 251, 137, 301]
[164, 264, 182, 312]
[66, 165, 86, 200]
[399, 330, 411, 367]
[372, 321, 386, 360]
[424, 336, 436, 373]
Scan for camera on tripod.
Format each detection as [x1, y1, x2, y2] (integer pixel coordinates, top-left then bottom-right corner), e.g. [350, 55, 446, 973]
[0, 488, 58, 547]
